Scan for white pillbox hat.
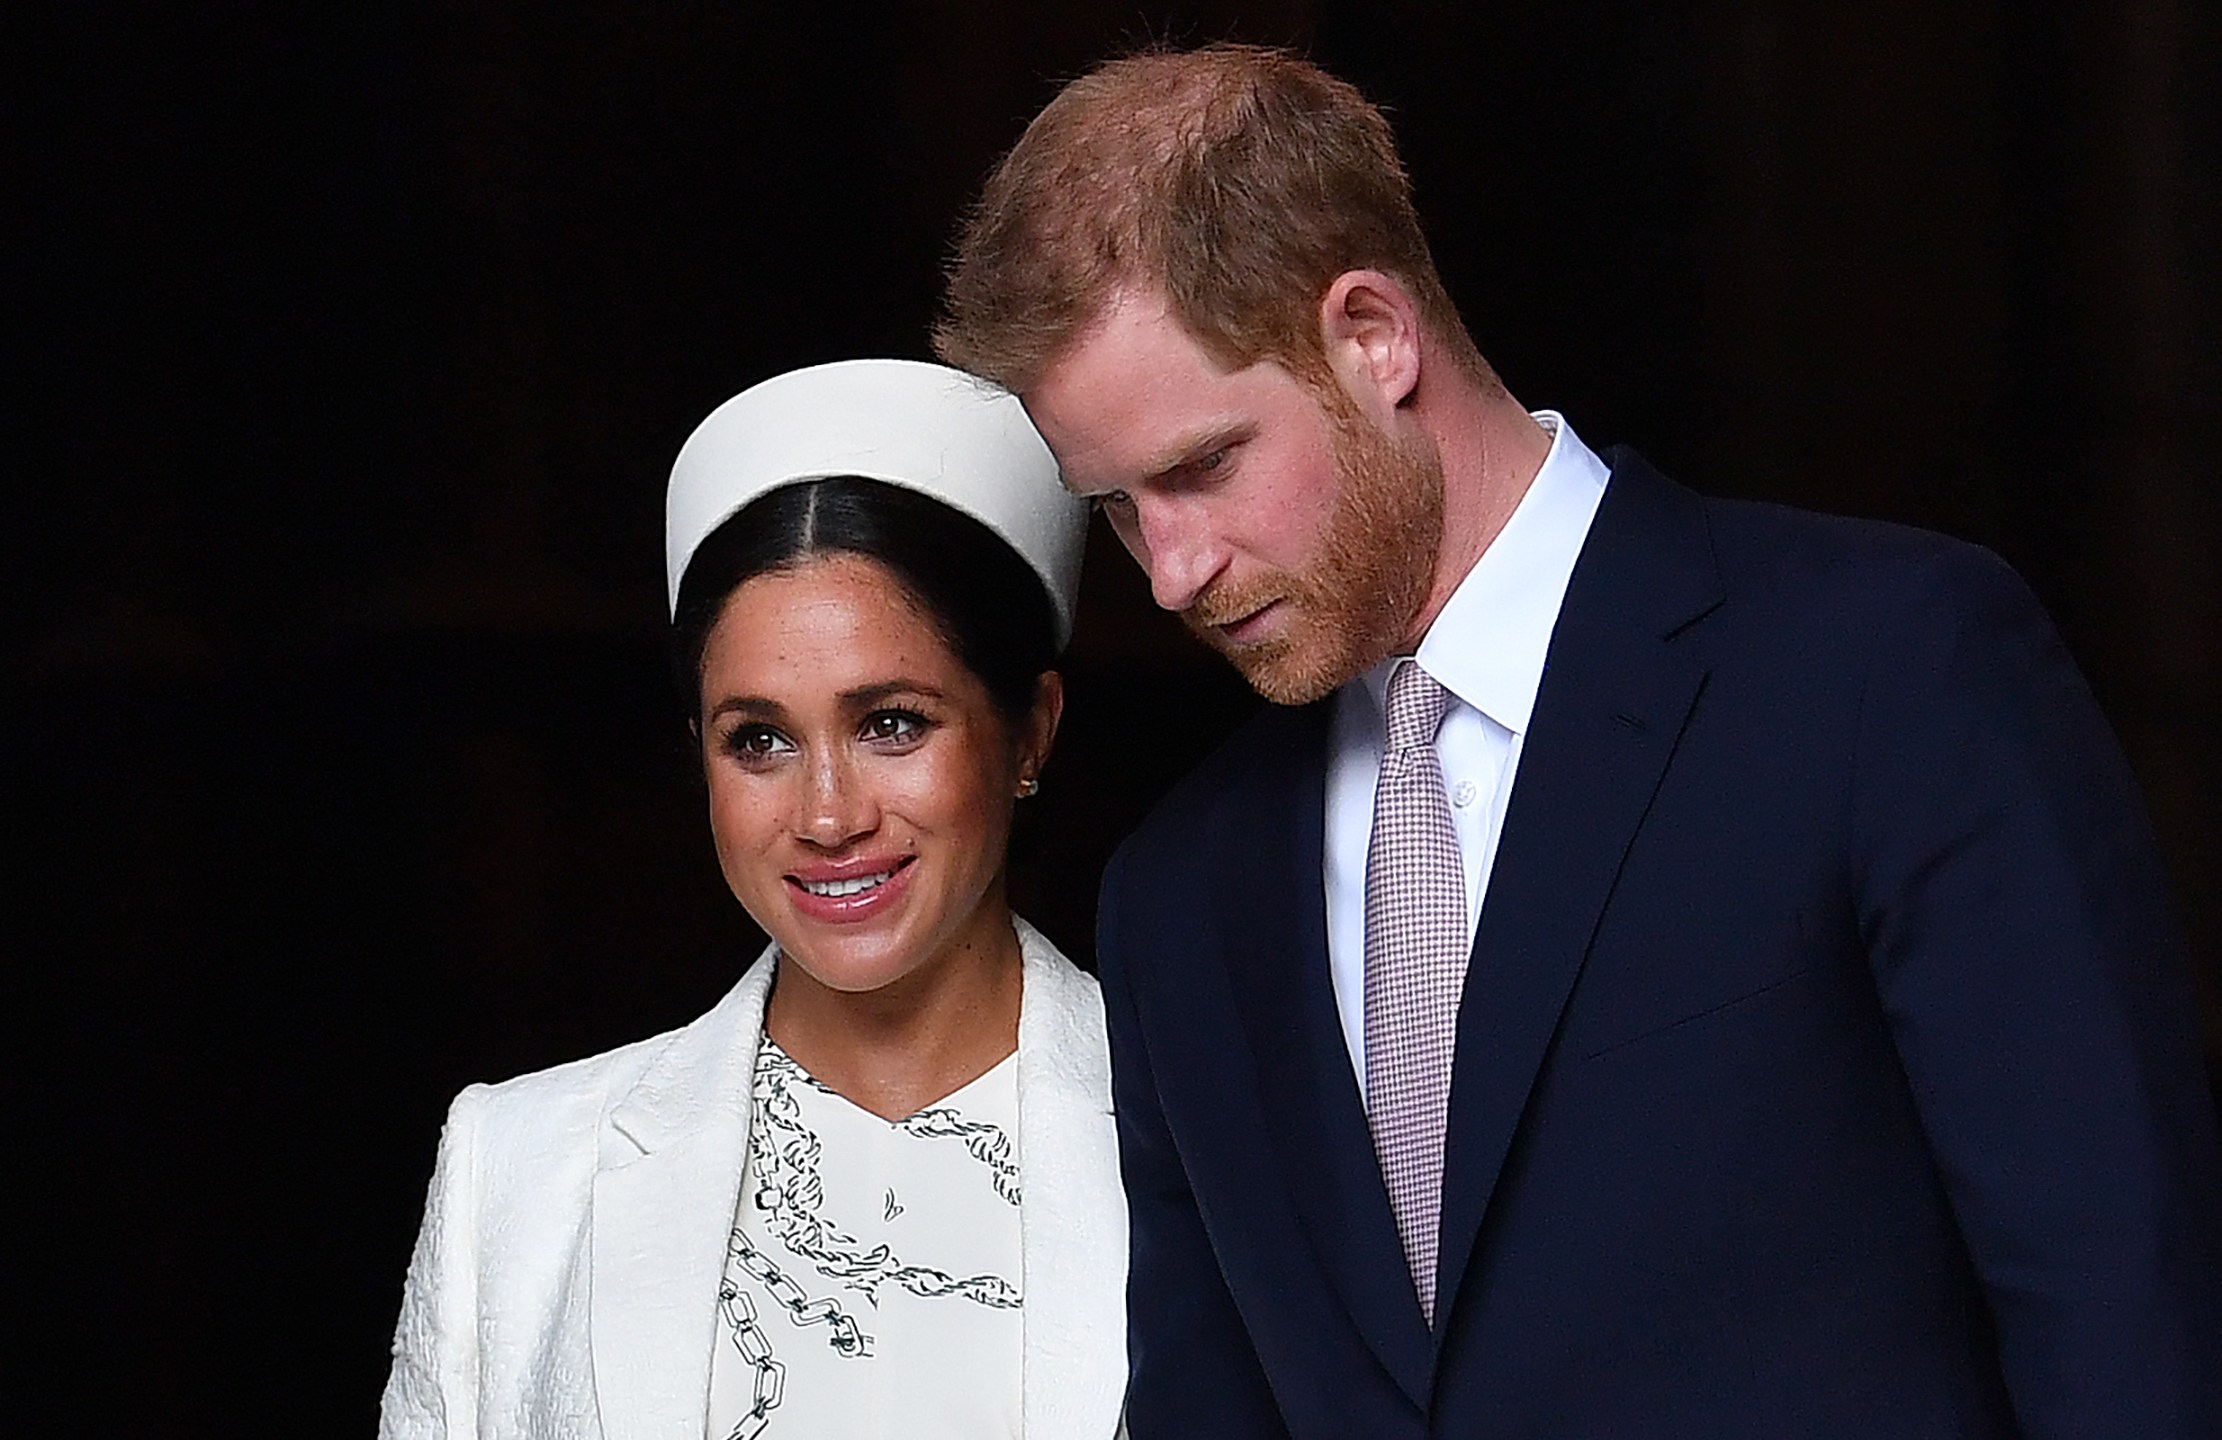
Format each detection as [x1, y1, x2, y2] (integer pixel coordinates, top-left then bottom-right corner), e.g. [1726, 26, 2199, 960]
[665, 359, 1087, 645]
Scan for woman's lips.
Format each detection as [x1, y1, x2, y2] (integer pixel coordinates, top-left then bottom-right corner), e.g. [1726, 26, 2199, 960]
[785, 855, 917, 923]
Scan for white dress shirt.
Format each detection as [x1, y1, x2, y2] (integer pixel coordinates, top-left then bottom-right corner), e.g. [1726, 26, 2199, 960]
[1324, 411, 1610, 1085]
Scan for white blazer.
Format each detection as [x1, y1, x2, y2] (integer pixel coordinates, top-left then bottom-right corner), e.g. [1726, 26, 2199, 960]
[379, 919, 1127, 1440]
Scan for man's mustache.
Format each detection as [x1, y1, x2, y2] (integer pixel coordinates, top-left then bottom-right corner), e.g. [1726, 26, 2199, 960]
[1182, 578, 1290, 638]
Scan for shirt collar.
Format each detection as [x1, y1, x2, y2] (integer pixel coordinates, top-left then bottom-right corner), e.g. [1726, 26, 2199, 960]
[1360, 410, 1610, 736]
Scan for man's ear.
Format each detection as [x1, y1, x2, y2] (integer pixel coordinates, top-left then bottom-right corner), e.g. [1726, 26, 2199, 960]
[1319, 269, 1423, 415]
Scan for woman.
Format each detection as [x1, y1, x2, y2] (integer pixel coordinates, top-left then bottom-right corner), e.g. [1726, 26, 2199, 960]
[379, 360, 1125, 1439]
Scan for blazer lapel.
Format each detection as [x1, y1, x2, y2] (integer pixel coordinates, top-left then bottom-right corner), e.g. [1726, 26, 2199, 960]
[1218, 705, 1436, 1407]
[589, 950, 774, 1440]
[1013, 919, 1130, 1440]
[1431, 453, 1723, 1339]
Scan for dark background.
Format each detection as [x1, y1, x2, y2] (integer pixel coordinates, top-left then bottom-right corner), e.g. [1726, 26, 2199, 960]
[14, 1, 2218, 1430]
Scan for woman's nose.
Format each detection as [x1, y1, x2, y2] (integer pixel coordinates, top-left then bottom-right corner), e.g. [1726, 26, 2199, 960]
[795, 747, 878, 849]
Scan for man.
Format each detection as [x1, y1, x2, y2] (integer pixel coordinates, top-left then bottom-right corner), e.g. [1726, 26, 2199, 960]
[935, 45, 2222, 1439]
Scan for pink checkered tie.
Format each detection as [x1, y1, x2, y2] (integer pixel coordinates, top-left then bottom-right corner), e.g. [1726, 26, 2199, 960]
[1363, 659, 1466, 1324]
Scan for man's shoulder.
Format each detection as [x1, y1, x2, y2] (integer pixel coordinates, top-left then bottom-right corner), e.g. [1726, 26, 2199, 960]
[1106, 697, 1328, 886]
[1605, 449, 2030, 624]
[1713, 493, 1982, 576]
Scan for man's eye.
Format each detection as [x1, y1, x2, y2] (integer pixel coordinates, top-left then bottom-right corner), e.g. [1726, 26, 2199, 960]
[862, 710, 928, 744]
[1196, 449, 1226, 472]
[1091, 490, 1134, 514]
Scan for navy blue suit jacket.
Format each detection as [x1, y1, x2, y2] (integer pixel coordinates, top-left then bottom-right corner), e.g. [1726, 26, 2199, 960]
[1096, 452, 2222, 1438]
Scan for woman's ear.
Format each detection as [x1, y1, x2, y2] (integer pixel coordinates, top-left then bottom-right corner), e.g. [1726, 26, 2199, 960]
[686, 712, 710, 787]
[1016, 670, 1066, 793]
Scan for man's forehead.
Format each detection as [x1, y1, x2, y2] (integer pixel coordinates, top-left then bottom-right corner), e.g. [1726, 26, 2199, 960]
[1026, 371, 1279, 500]
[1038, 285, 1193, 376]
[1034, 289, 1288, 412]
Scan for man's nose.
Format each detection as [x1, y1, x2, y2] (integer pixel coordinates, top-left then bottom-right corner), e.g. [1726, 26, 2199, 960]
[1132, 498, 1223, 613]
[795, 747, 878, 849]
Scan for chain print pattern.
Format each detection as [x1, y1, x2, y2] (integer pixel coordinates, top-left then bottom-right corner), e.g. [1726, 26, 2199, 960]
[715, 1277, 785, 1440]
[749, 1047, 1021, 1309]
[712, 1040, 1022, 1435]
[783, 1060, 1023, 1208]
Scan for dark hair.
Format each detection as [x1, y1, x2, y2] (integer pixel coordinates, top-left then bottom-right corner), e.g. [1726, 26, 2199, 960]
[672, 476, 1059, 729]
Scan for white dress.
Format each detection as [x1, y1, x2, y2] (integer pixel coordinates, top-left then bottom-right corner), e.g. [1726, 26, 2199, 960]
[705, 1037, 1024, 1439]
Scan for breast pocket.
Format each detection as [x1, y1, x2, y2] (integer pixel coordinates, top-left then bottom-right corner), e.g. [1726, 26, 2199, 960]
[1562, 907, 1855, 1061]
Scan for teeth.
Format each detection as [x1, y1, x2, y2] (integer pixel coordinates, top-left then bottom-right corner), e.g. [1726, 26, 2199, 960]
[799, 870, 893, 898]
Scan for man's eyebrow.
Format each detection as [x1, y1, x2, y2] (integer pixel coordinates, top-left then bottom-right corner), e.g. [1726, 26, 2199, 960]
[1136, 420, 1256, 483]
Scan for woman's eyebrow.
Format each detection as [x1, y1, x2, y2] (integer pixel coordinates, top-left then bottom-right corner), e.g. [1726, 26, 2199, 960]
[705, 695, 787, 723]
[839, 680, 947, 708]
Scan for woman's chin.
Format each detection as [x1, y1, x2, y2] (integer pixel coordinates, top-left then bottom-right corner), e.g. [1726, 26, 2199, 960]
[768, 925, 926, 997]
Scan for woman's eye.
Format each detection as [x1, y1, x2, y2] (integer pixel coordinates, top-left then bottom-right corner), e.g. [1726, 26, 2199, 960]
[861, 710, 928, 744]
[725, 724, 793, 761]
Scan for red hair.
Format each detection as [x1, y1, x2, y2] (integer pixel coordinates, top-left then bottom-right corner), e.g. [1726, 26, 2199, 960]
[935, 44, 1486, 392]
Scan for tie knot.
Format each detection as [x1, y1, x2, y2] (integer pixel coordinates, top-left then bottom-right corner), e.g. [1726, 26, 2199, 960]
[1383, 660, 1454, 754]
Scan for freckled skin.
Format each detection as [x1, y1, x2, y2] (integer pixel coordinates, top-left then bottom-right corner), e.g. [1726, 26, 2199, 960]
[1025, 287, 1442, 704]
[1026, 290, 1349, 618]
[695, 554, 1059, 1116]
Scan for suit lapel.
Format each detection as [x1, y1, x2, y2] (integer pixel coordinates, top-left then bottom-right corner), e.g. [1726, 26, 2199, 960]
[1218, 704, 1436, 1406]
[587, 928, 1128, 1440]
[1012, 919, 1129, 1440]
[589, 952, 774, 1440]
[1431, 453, 1723, 1339]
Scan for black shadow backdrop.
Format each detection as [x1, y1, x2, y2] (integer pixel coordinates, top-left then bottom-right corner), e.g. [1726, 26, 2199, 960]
[14, 1, 2218, 1430]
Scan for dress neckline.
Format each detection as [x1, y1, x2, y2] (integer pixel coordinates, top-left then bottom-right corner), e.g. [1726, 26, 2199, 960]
[759, 1035, 1019, 1125]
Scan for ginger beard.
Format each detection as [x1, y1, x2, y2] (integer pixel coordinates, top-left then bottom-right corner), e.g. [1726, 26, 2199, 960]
[1184, 388, 1445, 705]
